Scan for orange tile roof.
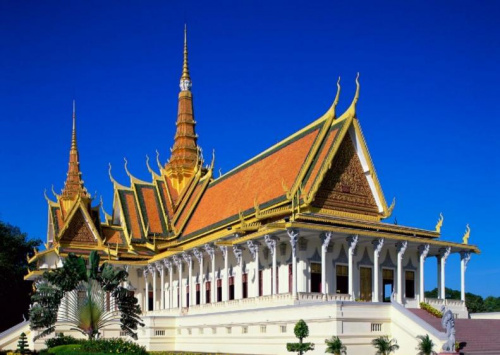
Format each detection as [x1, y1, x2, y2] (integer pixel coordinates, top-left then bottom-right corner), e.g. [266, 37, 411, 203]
[303, 127, 340, 195]
[135, 184, 167, 235]
[102, 226, 125, 245]
[156, 179, 174, 218]
[183, 126, 321, 237]
[174, 180, 206, 232]
[119, 190, 144, 241]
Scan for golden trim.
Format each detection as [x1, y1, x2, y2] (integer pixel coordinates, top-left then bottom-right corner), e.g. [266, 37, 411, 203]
[435, 213, 444, 234]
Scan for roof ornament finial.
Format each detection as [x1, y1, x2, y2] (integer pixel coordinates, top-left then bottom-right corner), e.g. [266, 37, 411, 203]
[51, 185, 60, 199]
[124, 157, 131, 178]
[323, 77, 341, 120]
[108, 163, 119, 186]
[344, 73, 360, 119]
[155, 149, 163, 172]
[179, 24, 192, 92]
[71, 100, 77, 150]
[145, 154, 158, 177]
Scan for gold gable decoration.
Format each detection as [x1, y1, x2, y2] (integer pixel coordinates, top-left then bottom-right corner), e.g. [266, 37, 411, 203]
[312, 134, 379, 216]
[59, 209, 97, 245]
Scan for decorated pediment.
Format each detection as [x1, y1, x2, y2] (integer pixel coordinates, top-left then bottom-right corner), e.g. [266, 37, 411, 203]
[312, 133, 380, 216]
[59, 207, 99, 245]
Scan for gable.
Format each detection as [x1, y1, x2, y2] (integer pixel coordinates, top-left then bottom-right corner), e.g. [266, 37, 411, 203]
[311, 134, 379, 216]
[59, 208, 98, 245]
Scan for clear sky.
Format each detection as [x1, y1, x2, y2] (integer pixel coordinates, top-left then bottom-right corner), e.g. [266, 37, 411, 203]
[0, 0, 499, 297]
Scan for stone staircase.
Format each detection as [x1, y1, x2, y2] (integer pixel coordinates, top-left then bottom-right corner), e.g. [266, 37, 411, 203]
[409, 309, 500, 354]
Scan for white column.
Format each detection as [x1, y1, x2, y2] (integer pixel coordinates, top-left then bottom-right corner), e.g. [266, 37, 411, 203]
[372, 238, 384, 302]
[437, 256, 442, 298]
[183, 253, 193, 307]
[233, 245, 243, 299]
[418, 244, 430, 302]
[347, 235, 359, 300]
[193, 248, 204, 304]
[220, 246, 228, 301]
[143, 269, 149, 312]
[163, 259, 173, 309]
[265, 235, 278, 296]
[396, 241, 408, 304]
[439, 247, 451, 300]
[248, 241, 260, 297]
[321, 232, 332, 296]
[173, 256, 182, 308]
[156, 262, 165, 310]
[460, 251, 471, 302]
[204, 244, 216, 303]
[287, 229, 299, 299]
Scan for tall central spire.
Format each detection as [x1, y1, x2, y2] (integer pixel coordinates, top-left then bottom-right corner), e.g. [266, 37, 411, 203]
[61, 101, 91, 207]
[165, 25, 201, 193]
[180, 24, 192, 91]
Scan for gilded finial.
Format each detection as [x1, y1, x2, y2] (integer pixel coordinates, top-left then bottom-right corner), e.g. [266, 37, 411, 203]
[124, 157, 131, 177]
[342, 73, 360, 119]
[51, 185, 59, 199]
[145, 154, 158, 177]
[156, 150, 163, 172]
[210, 149, 215, 170]
[71, 100, 77, 151]
[462, 224, 470, 244]
[180, 24, 192, 91]
[435, 213, 444, 234]
[108, 163, 118, 186]
[43, 189, 51, 203]
[383, 197, 396, 218]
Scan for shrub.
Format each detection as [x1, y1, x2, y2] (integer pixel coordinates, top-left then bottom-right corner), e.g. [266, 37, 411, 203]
[419, 302, 443, 318]
[45, 334, 82, 349]
[47, 344, 82, 354]
[80, 338, 147, 354]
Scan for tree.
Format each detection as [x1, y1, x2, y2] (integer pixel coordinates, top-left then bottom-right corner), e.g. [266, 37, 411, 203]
[371, 336, 399, 355]
[484, 296, 500, 312]
[286, 319, 314, 355]
[29, 250, 144, 340]
[416, 334, 437, 355]
[325, 336, 347, 354]
[425, 287, 487, 313]
[0, 220, 41, 332]
[17, 332, 29, 354]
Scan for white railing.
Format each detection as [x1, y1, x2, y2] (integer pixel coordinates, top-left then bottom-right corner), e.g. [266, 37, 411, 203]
[424, 298, 465, 308]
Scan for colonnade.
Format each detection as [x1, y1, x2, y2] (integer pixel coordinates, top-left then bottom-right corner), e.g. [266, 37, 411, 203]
[140, 230, 472, 313]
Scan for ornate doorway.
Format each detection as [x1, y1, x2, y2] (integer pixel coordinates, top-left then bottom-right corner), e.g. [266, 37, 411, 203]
[360, 267, 372, 301]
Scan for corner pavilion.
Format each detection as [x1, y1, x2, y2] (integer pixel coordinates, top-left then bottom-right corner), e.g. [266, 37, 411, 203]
[23, 29, 479, 354]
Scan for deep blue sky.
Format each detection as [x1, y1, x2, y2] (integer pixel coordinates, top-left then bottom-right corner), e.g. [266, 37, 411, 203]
[1, 1, 499, 297]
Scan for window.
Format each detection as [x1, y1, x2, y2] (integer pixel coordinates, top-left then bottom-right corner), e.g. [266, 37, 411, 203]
[383, 269, 394, 302]
[205, 281, 211, 303]
[336, 265, 348, 294]
[260, 325, 267, 333]
[229, 276, 235, 300]
[212, 327, 217, 334]
[226, 327, 232, 334]
[259, 270, 263, 296]
[217, 279, 222, 302]
[280, 325, 287, 333]
[196, 283, 200, 305]
[242, 273, 248, 299]
[405, 270, 415, 298]
[242, 326, 248, 334]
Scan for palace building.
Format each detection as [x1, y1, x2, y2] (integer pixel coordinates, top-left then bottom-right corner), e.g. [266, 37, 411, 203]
[8, 28, 482, 354]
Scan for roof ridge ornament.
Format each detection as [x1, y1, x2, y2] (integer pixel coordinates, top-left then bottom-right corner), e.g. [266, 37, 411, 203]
[341, 73, 360, 120]
[435, 213, 444, 234]
[462, 224, 470, 244]
[326, 77, 341, 119]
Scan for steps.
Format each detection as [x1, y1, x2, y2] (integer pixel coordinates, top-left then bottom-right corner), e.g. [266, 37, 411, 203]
[409, 309, 500, 354]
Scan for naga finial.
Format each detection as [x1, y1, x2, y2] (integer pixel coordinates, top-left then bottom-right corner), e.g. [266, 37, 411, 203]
[462, 224, 470, 244]
[210, 149, 215, 170]
[123, 157, 131, 178]
[435, 213, 444, 234]
[108, 163, 119, 186]
[43, 189, 51, 203]
[325, 76, 341, 119]
[344, 73, 360, 119]
[155, 150, 162, 172]
[51, 185, 59, 199]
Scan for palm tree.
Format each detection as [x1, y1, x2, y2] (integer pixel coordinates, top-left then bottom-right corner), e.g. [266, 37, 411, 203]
[30, 251, 143, 340]
[325, 336, 347, 354]
[416, 334, 437, 355]
[371, 335, 399, 355]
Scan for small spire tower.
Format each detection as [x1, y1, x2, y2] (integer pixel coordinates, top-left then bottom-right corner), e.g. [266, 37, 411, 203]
[165, 25, 201, 192]
[60, 101, 91, 213]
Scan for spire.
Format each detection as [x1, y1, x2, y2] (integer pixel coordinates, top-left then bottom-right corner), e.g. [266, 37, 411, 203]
[165, 25, 201, 192]
[61, 101, 90, 203]
[180, 24, 192, 92]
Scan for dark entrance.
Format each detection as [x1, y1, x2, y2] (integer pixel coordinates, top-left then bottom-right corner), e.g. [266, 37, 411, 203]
[405, 270, 415, 299]
[336, 265, 348, 294]
[382, 268, 394, 302]
[311, 263, 321, 293]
